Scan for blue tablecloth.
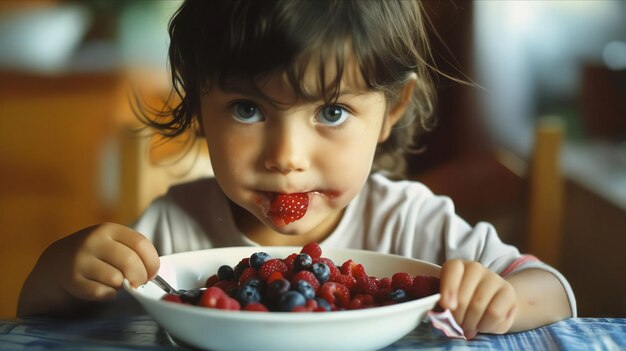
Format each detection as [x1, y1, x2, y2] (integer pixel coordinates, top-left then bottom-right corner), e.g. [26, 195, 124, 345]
[0, 314, 624, 351]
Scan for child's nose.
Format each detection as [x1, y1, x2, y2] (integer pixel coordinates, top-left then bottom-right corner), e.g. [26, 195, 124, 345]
[264, 124, 310, 174]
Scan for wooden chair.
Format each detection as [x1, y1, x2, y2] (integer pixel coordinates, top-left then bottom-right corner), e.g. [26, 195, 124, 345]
[413, 117, 566, 268]
[525, 117, 565, 267]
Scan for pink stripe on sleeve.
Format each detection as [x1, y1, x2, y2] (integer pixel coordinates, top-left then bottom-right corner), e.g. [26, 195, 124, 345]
[499, 255, 540, 277]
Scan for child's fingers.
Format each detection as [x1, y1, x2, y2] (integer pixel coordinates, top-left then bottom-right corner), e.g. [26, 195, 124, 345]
[439, 259, 471, 310]
[453, 261, 484, 325]
[80, 258, 125, 290]
[476, 286, 517, 334]
[68, 274, 118, 301]
[97, 240, 149, 287]
[460, 276, 502, 334]
[111, 228, 160, 280]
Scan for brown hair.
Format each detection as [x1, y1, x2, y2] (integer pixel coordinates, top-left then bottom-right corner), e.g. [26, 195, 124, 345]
[140, 0, 436, 178]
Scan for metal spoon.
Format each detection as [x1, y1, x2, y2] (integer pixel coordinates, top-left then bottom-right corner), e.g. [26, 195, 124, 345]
[151, 275, 206, 304]
[152, 274, 181, 295]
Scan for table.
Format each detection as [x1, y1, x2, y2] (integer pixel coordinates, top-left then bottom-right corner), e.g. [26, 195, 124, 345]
[1, 313, 624, 351]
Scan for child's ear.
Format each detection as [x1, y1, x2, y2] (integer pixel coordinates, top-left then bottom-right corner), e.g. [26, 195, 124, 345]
[379, 73, 417, 142]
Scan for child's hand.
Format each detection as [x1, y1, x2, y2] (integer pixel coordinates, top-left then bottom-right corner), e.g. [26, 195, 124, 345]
[438, 260, 517, 338]
[55, 223, 160, 300]
[18, 223, 159, 316]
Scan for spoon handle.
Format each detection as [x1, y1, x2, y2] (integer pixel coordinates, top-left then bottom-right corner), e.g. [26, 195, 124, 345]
[152, 275, 179, 294]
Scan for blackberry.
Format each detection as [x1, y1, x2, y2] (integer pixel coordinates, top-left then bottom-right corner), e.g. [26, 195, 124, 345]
[266, 278, 290, 301]
[217, 265, 234, 281]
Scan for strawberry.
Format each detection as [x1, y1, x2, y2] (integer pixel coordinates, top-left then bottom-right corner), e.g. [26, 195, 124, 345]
[268, 193, 308, 226]
[300, 242, 322, 260]
[319, 282, 350, 307]
[258, 258, 288, 280]
[409, 275, 440, 299]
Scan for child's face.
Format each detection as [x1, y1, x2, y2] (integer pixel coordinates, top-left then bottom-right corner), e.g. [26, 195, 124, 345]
[199, 62, 394, 242]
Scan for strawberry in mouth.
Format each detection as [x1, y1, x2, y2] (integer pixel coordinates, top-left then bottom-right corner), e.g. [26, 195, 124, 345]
[267, 193, 309, 227]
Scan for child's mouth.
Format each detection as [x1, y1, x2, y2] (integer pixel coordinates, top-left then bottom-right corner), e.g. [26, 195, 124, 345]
[263, 192, 309, 227]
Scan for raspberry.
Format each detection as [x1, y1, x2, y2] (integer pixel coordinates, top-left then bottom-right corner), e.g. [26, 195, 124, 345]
[233, 258, 250, 280]
[300, 242, 322, 259]
[199, 287, 226, 308]
[162, 293, 182, 304]
[391, 272, 413, 291]
[238, 266, 258, 285]
[409, 275, 440, 299]
[242, 302, 269, 312]
[354, 276, 379, 295]
[266, 271, 285, 284]
[268, 193, 308, 226]
[379, 277, 392, 289]
[205, 274, 219, 287]
[292, 299, 318, 312]
[348, 294, 375, 310]
[340, 259, 367, 279]
[334, 274, 356, 290]
[319, 282, 350, 307]
[216, 295, 241, 310]
[213, 280, 238, 296]
[291, 270, 320, 291]
[258, 258, 288, 280]
[282, 253, 298, 277]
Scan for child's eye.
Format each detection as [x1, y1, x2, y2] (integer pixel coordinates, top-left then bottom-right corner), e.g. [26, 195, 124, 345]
[316, 105, 351, 127]
[230, 101, 264, 123]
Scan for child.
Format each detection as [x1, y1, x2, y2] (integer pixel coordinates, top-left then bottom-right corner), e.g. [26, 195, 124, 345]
[18, 0, 575, 337]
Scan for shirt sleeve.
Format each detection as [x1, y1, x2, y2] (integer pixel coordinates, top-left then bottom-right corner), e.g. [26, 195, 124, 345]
[402, 182, 578, 317]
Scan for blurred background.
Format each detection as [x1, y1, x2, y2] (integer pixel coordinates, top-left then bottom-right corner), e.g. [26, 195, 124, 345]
[0, 0, 624, 318]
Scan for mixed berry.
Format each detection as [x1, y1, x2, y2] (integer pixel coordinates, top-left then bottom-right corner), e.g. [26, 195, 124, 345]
[160, 243, 440, 312]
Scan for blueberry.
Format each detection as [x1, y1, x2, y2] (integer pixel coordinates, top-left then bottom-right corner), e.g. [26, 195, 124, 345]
[279, 291, 306, 311]
[250, 252, 271, 269]
[217, 265, 234, 281]
[266, 278, 290, 301]
[293, 253, 312, 272]
[293, 280, 315, 300]
[179, 288, 206, 305]
[236, 284, 261, 305]
[315, 297, 332, 311]
[310, 262, 330, 283]
[389, 288, 407, 302]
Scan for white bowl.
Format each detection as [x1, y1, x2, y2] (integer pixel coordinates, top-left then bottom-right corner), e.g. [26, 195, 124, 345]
[124, 246, 441, 351]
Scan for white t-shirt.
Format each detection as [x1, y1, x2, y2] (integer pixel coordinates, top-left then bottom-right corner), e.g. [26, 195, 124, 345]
[132, 173, 577, 316]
